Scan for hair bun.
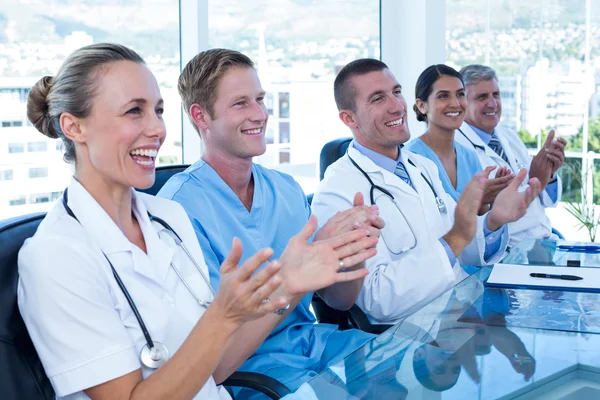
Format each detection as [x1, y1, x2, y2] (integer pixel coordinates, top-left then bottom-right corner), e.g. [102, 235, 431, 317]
[413, 104, 427, 122]
[27, 76, 58, 139]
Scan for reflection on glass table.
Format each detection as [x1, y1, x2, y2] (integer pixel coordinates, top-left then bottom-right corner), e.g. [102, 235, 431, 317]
[501, 238, 600, 268]
[300, 268, 600, 400]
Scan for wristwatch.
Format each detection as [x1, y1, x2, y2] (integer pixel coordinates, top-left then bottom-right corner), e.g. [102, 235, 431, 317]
[548, 173, 558, 184]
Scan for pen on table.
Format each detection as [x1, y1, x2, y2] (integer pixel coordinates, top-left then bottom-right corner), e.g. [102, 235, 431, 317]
[557, 245, 600, 252]
[529, 273, 583, 281]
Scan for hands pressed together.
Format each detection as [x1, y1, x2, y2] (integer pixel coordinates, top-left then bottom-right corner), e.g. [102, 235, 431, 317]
[529, 130, 567, 188]
[481, 165, 514, 206]
[450, 166, 543, 251]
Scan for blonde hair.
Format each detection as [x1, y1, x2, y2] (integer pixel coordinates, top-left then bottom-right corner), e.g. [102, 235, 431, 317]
[178, 48, 254, 133]
[26, 43, 144, 163]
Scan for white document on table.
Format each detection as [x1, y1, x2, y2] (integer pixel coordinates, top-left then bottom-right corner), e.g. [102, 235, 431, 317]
[486, 263, 600, 292]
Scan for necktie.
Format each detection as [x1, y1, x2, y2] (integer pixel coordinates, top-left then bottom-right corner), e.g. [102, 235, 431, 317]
[488, 134, 509, 163]
[394, 161, 413, 188]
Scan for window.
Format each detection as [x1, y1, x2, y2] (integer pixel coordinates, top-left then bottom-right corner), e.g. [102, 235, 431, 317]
[278, 92, 290, 118]
[447, 0, 588, 136]
[29, 193, 52, 204]
[446, 0, 597, 241]
[0, 1, 181, 219]
[28, 142, 48, 152]
[279, 122, 290, 144]
[209, 0, 380, 193]
[9, 196, 26, 207]
[8, 143, 25, 154]
[1, 121, 23, 128]
[28, 167, 48, 179]
[0, 170, 13, 181]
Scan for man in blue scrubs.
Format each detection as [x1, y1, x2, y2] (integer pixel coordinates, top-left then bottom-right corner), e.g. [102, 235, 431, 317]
[159, 49, 384, 397]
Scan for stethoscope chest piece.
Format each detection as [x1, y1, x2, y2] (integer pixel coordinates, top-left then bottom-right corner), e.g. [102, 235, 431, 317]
[436, 197, 448, 215]
[140, 341, 170, 369]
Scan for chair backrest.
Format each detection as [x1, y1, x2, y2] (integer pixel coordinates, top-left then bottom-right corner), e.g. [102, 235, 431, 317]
[138, 164, 190, 196]
[0, 212, 54, 399]
[319, 137, 353, 180]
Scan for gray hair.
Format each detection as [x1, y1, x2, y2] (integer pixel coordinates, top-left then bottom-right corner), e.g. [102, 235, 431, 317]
[27, 43, 145, 163]
[458, 64, 498, 87]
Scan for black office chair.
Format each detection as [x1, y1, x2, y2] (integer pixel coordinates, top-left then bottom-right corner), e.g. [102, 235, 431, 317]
[312, 138, 392, 334]
[0, 166, 290, 399]
[0, 212, 53, 399]
[319, 137, 352, 180]
[137, 164, 191, 196]
[311, 293, 391, 334]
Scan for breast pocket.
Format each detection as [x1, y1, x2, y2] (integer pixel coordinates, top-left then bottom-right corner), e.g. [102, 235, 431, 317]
[375, 194, 418, 261]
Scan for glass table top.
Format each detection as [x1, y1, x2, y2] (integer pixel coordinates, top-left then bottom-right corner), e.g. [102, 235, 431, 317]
[501, 238, 600, 268]
[303, 266, 600, 400]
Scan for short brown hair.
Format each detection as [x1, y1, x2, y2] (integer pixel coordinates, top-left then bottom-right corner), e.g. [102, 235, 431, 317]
[27, 43, 144, 163]
[334, 58, 389, 112]
[178, 49, 254, 132]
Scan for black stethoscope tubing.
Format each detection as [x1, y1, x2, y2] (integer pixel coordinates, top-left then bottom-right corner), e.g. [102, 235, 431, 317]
[457, 127, 524, 171]
[457, 128, 486, 152]
[62, 189, 179, 357]
[346, 150, 442, 205]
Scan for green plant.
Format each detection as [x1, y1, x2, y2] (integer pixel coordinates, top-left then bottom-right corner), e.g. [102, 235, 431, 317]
[563, 162, 600, 242]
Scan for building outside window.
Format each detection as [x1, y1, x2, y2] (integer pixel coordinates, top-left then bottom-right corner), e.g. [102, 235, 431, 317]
[29, 193, 52, 204]
[208, 0, 380, 193]
[0, 170, 13, 181]
[9, 196, 26, 206]
[27, 142, 48, 152]
[0, 0, 181, 219]
[28, 167, 48, 179]
[446, 0, 599, 241]
[8, 143, 25, 154]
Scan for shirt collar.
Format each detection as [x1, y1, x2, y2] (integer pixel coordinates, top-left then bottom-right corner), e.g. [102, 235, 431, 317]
[466, 122, 495, 145]
[352, 140, 402, 174]
[66, 178, 175, 285]
[66, 178, 136, 255]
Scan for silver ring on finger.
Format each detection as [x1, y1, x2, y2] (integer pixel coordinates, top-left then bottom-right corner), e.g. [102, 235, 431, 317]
[339, 260, 346, 271]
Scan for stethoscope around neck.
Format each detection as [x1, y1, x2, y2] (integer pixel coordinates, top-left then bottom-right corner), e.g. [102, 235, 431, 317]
[347, 149, 447, 255]
[457, 128, 525, 170]
[61, 188, 215, 369]
[457, 128, 486, 152]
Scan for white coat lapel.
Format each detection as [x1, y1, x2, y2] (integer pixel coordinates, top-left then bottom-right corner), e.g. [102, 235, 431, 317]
[496, 126, 523, 173]
[134, 195, 175, 288]
[460, 123, 509, 169]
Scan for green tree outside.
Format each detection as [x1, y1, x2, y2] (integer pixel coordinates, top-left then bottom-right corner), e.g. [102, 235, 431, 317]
[518, 119, 600, 203]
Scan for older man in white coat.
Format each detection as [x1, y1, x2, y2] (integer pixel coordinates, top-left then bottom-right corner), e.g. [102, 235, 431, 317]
[311, 59, 542, 325]
[455, 64, 566, 246]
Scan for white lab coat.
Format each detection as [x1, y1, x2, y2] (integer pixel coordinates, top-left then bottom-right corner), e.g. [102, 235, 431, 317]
[18, 179, 230, 400]
[311, 144, 509, 325]
[455, 122, 561, 246]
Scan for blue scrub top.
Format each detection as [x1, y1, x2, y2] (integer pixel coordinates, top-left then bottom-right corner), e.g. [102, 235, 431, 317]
[406, 138, 482, 201]
[158, 160, 372, 391]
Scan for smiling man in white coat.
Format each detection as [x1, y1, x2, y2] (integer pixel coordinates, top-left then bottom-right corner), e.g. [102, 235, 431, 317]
[312, 59, 542, 325]
[456, 64, 566, 246]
